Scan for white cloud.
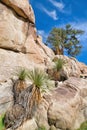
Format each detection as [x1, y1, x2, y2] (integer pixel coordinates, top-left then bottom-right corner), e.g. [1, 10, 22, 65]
[48, 0, 72, 15]
[48, 0, 64, 10]
[41, 6, 58, 20]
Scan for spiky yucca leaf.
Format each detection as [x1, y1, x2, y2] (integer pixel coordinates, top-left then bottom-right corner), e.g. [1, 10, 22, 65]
[17, 68, 28, 80]
[0, 114, 5, 130]
[28, 69, 48, 89]
[27, 69, 49, 117]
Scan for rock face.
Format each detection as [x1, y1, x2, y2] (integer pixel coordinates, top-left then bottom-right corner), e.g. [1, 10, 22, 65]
[5, 77, 87, 130]
[0, 0, 54, 59]
[0, 79, 13, 115]
[35, 77, 87, 130]
[7, 119, 38, 130]
[53, 55, 87, 78]
[0, 0, 87, 130]
[1, 0, 35, 23]
[0, 0, 54, 81]
[0, 1, 34, 52]
[0, 48, 46, 81]
[0, 0, 54, 127]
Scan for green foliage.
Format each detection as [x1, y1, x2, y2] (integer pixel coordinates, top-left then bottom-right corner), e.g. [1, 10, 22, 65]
[47, 28, 66, 55]
[47, 24, 84, 57]
[28, 68, 49, 89]
[65, 24, 84, 57]
[36, 126, 47, 130]
[17, 68, 28, 80]
[27, 69, 49, 118]
[0, 114, 5, 130]
[76, 121, 87, 130]
[53, 58, 65, 71]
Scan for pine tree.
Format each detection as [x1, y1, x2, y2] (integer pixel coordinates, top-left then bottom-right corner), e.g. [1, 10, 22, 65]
[47, 24, 84, 57]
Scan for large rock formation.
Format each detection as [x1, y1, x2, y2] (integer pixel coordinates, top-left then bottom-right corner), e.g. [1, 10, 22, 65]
[0, 0, 54, 81]
[0, 0, 87, 130]
[0, 0, 54, 123]
[5, 77, 87, 130]
[0, 79, 13, 114]
[46, 77, 87, 130]
[1, 0, 35, 23]
[29, 77, 87, 130]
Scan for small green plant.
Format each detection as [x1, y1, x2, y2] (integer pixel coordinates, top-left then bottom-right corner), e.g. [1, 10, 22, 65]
[53, 58, 65, 71]
[76, 121, 87, 130]
[0, 114, 5, 130]
[27, 68, 49, 117]
[17, 68, 28, 80]
[28, 68, 48, 89]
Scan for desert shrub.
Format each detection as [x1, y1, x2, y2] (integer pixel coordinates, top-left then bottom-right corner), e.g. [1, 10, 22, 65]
[0, 114, 5, 130]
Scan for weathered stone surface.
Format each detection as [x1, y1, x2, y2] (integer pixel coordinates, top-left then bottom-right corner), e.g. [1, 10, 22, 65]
[0, 79, 13, 114]
[36, 35, 54, 59]
[0, 0, 87, 130]
[0, 48, 46, 81]
[0, 0, 37, 53]
[53, 55, 87, 78]
[63, 78, 87, 129]
[50, 125, 57, 130]
[1, 0, 35, 23]
[0, 1, 37, 52]
[16, 119, 38, 130]
[35, 99, 50, 130]
[45, 77, 87, 130]
[5, 78, 87, 130]
[78, 62, 87, 74]
[24, 35, 54, 64]
[7, 118, 38, 130]
[24, 35, 46, 63]
[0, 1, 54, 64]
[18, 77, 87, 130]
[0, 2, 29, 52]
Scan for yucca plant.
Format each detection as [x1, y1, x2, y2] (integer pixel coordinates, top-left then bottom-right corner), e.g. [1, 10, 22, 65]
[13, 68, 28, 101]
[53, 58, 65, 72]
[27, 68, 49, 117]
[48, 58, 66, 81]
[28, 69, 48, 88]
[17, 68, 28, 80]
[4, 68, 49, 129]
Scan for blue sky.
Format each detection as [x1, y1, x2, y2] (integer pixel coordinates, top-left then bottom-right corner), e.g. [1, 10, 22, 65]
[30, 0, 87, 64]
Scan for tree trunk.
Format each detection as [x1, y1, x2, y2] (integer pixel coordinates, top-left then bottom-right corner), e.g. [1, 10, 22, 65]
[55, 47, 63, 55]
